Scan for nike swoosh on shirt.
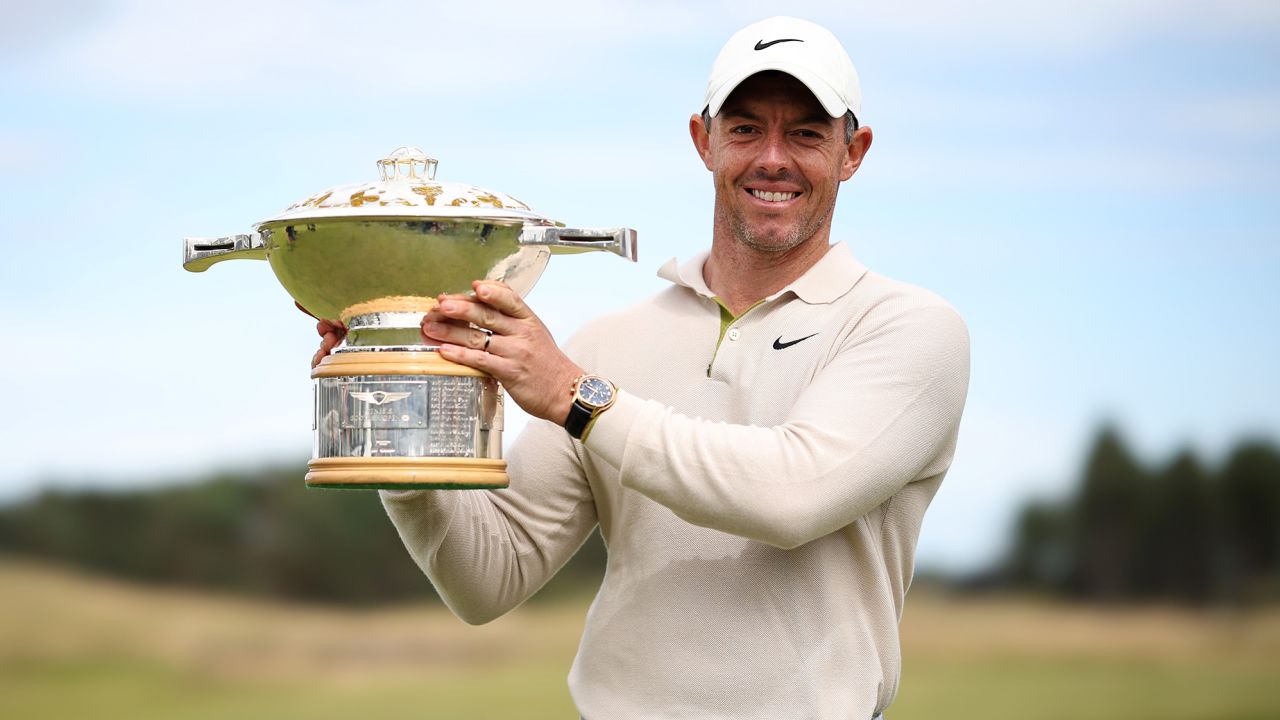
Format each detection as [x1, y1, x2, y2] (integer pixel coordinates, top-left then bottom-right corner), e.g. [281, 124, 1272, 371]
[754, 38, 803, 51]
[773, 333, 818, 350]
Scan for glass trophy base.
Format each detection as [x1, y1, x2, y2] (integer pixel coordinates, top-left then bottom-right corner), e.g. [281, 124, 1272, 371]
[310, 350, 506, 490]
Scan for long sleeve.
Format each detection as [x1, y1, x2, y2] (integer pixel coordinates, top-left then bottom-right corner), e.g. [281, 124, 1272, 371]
[380, 417, 597, 624]
[584, 304, 970, 549]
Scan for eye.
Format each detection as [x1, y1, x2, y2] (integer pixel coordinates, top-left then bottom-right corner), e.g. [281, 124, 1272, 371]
[729, 125, 759, 135]
[793, 128, 823, 139]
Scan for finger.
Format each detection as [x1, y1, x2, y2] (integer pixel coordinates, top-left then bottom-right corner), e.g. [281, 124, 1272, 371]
[473, 281, 534, 320]
[312, 327, 346, 369]
[420, 315, 470, 335]
[296, 301, 318, 320]
[436, 342, 509, 376]
[421, 304, 471, 326]
[315, 318, 347, 337]
[434, 296, 518, 335]
[422, 320, 493, 351]
[420, 320, 470, 348]
[421, 318, 470, 346]
[435, 291, 478, 302]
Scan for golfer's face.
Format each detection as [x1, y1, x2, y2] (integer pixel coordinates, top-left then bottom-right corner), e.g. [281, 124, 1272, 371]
[704, 72, 858, 253]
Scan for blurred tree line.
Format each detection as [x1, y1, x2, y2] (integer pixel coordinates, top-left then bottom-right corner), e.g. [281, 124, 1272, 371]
[3, 425, 1277, 606]
[1007, 426, 1280, 604]
[0, 464, 606, 606]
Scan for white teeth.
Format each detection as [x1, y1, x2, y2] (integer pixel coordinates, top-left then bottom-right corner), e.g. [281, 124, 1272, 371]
[750, 189, 798, 202]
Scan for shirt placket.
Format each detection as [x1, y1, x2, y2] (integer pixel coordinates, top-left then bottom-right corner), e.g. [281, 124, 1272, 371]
[707, 300, 764, 381]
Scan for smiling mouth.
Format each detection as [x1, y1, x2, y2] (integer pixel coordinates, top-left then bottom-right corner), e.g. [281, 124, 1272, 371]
[748, 189, 800, 203]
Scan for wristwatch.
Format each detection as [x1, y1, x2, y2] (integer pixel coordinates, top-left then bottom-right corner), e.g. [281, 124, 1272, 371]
[564, 374, 617, 440]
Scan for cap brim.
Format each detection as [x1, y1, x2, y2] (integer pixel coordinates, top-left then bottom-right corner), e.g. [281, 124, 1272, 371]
[705, 62, 848, 119]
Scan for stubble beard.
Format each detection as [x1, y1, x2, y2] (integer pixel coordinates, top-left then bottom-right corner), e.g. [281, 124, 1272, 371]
[722, 193, 834, 255]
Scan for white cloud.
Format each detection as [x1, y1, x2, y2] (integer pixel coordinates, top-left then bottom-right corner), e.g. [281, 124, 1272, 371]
[0, 0, 108, 60]
[1166, 93, 1280, 142]
[862, 68, 1280, 195]
[0, 130, 61, 174]
[20, 0, 698, 101]
[778, 0, 1280, 54]
[14, 0, 1280, 102]
[868, 135, 1278, 194]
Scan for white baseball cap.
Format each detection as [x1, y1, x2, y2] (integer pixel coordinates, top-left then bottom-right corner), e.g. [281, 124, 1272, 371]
[703, 16, 862, 123]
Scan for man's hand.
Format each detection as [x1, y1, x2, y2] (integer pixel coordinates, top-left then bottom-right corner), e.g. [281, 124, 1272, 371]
[297, 302, 347, 369]
[422, 280, 582, 426]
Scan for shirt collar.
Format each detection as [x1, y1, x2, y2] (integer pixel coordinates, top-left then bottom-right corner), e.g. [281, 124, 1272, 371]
[657, 242, 867, 305]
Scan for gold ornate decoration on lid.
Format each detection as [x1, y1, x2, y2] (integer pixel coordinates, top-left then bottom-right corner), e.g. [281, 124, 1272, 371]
[263, 146, 542, 226]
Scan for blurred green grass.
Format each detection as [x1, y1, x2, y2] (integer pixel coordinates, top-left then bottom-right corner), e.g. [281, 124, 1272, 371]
[3, 660, 577, 720]
[897, 658, 1280, 720]
[3, 558, 1279, 720]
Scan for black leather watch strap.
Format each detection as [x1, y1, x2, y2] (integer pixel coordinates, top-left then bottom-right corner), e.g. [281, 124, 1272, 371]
[564, 400, 594, 440]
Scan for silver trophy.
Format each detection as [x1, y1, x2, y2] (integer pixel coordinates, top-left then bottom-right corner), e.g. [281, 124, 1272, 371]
[184, 147, 636, 490]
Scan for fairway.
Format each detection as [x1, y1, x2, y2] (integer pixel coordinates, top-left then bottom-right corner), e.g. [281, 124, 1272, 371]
[2, 558, 1278, 719]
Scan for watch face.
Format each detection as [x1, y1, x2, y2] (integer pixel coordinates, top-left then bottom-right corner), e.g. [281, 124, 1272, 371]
[577, 376, 615, 408]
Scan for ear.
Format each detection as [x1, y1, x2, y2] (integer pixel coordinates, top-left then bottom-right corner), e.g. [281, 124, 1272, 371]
[840, 125, 873, 181]
[689, 112, 714, 171]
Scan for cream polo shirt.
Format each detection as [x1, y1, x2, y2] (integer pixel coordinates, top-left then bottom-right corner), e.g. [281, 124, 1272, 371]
[381, 242, 970, 720]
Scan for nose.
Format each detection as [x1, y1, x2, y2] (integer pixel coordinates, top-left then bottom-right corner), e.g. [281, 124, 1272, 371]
[755, 129, 791, 175]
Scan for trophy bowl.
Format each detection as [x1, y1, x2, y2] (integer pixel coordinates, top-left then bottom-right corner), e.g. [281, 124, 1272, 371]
[184, 147, 637, 490]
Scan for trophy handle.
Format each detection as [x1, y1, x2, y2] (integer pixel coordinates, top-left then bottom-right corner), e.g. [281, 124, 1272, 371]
[183, 232, 269, 273]
[518, 226, 637, 261]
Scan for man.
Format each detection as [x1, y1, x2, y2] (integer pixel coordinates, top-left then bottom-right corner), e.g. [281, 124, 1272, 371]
[315, 16, 969, 719]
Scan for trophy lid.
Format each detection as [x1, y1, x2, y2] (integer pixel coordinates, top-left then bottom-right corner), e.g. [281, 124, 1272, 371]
[257, 147, 551, 227]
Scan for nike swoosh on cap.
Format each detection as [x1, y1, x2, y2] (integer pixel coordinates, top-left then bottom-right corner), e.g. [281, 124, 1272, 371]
[773, 333, 818, 350]
[754, 38, 803, 51]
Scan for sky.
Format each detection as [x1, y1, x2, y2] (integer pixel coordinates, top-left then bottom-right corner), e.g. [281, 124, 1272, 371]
[1, 0, 1278, 573]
